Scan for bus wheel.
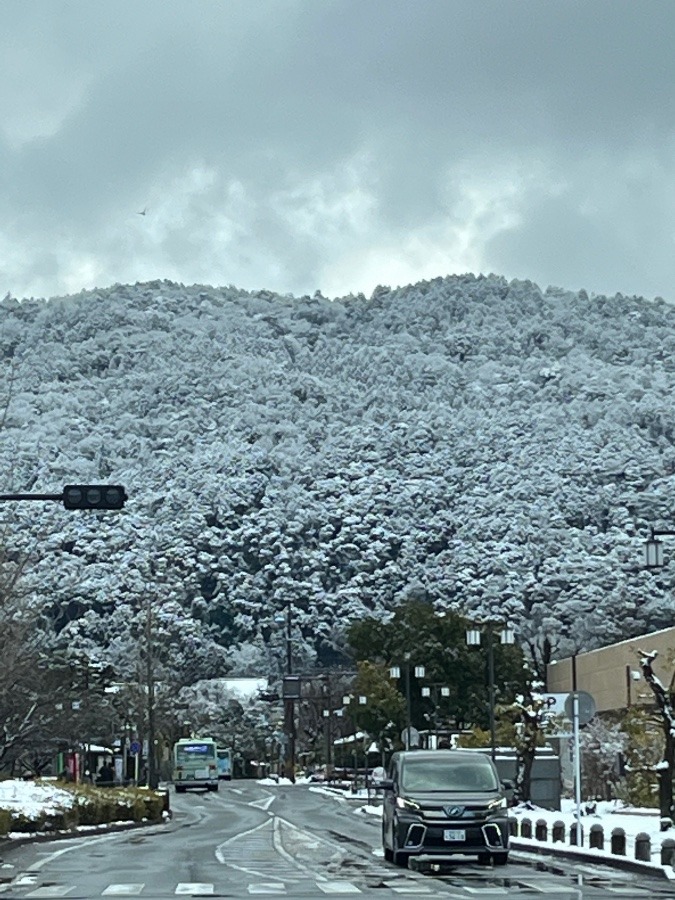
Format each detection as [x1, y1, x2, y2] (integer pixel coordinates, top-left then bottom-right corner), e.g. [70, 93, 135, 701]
[175, 786, 186, 793]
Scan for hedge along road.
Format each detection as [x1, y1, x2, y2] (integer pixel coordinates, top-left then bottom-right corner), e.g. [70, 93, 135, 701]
[0, 782, 674, 899]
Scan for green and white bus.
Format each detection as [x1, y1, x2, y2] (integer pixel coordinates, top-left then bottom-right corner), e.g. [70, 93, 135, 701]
[172, 738, 218, 792]
[217, 747, 232, 780]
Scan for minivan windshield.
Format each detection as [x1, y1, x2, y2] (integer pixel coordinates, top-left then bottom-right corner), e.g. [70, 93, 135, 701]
[401, 759, 499, 792]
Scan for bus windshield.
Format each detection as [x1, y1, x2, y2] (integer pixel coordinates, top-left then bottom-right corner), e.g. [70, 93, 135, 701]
[175, 742, 216, 763]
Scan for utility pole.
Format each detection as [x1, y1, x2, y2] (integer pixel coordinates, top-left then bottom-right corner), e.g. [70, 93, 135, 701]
[405, 660, 412, 751]
[322, 677, 332, 775]
[146, 593, 157, 790]
[487, 623, 496, 761]
[283, 604, 296, 783]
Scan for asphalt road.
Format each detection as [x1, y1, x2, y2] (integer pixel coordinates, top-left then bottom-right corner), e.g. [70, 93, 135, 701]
[0, 782, 674, 899]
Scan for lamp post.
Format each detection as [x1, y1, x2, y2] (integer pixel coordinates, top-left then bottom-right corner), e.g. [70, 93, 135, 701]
[322, 706, 344, 777]
[644, 528, 675, 568]
[342, 694, 367, 790]
[466, 622, 515, 760]
[145, 592, 158, 790]
[642, 527, 675, 822]
[389, 657, 425, 749]
[276, 607, 297, 783]
[421, 684, 450, 748]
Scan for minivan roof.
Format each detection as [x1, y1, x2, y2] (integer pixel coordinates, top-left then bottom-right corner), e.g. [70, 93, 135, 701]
[394, 750, 495, 763]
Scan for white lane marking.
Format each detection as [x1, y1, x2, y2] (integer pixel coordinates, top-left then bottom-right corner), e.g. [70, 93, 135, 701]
[175, 884, 214, 895]
[28, 833, 124, 872]
[273, 814, 353, 870]
[14, 875, 39, 885]
[249, 795, 276, 811]
[25, 889, 74, 899]
[101, 885, 145, 895]
[272, 816, 326, 881]
[316, 883, 362, 894]
[231, 788, 245, 794]
[216, 818, 295, 881]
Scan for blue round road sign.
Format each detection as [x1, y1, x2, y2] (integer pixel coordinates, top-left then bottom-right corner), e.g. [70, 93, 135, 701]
[130, 740, 141, 754]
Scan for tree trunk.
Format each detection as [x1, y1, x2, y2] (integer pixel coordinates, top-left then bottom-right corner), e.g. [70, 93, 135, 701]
[637, 650, 675, 824]
[515, 744, 535, 803]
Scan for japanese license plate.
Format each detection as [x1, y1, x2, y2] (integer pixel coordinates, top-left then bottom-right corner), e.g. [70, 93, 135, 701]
[444, 829, 466, 842]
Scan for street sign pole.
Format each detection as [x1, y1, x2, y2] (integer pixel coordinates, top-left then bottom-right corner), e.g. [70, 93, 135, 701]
[564, 689, 596, 846]
[573, 692, 582, 842]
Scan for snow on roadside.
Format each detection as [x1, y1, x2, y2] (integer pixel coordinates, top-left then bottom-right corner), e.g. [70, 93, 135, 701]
[354, 804, 382, 817]
[512, 799, 674, 863]
[0, 780, 74, 816]
[257, 777, 295, 786]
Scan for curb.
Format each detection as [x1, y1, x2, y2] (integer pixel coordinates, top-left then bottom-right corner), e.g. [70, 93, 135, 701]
[510, 839, 674, 881]
[0, 816, 166, 853]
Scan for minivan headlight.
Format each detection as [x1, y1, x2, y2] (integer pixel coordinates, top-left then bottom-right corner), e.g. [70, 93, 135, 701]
[396, 797, 420, 811]
[487, 797, 508, 810]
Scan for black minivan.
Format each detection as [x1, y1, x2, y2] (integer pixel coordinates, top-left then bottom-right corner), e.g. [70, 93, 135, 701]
[380, 750, 510, 867]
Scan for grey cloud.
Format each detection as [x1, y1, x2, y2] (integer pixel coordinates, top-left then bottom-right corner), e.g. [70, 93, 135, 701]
[2, 0, 675, 300]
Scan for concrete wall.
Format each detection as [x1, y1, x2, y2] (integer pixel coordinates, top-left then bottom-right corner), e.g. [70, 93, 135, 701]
[468, 747, 562, 811]
[546, 626, 675, 713]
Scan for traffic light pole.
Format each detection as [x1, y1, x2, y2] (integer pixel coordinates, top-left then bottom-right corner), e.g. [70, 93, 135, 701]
[0, 493, 63, 501]
[0, 485, 127, 509]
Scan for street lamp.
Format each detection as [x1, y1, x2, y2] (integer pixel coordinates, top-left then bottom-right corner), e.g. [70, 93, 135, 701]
[421, 684, 450, 747]
[389, 657, 425, 749]
[145, 594, 158, 790]
[342, 695, 368, 790]
[466, 623, 515, 760]
[644, 528, 675, 568]
[322, 705, 344, 775]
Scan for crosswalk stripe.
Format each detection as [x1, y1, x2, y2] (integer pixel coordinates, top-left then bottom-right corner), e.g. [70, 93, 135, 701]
[175, 884, 214, 895]
[247, 884, 286, 894]
[462, 888, 509, 895]
[389, 886, 437, 894]
[605, 890, 652, 896]
[101, 885, 145, 895]
[316, 883, 362, 894]
[516, 881, 572, 894]
[25, 889, 73, 899]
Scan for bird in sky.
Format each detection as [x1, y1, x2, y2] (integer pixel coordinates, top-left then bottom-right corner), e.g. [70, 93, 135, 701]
[137, 207, 147, 216]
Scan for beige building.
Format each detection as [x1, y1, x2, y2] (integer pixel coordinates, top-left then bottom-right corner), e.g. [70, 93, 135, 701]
[546, 626, 675, 713]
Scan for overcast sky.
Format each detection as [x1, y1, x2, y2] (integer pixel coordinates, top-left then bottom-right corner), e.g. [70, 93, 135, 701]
[3, 0, 675, 303]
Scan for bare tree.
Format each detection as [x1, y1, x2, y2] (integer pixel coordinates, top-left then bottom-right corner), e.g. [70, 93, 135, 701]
[636, 649, 675, 827]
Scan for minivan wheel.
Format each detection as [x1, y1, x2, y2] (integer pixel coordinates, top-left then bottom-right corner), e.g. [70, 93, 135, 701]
[492, 852, 509, 866]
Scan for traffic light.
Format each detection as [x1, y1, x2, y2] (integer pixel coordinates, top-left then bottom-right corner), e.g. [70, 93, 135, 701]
[62, 484, 128, 510]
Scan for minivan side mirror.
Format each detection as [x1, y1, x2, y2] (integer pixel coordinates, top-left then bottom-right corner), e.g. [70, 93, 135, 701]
[376, 778, 394, 791]
[501, 779, 514, 791]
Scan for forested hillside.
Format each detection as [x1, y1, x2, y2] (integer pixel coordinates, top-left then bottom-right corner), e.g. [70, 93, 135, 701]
[1, 273, 674, 683]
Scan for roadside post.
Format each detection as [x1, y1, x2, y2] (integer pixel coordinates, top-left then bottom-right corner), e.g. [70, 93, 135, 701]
[564, 689, 596, 844]
[130, 739, 141, 784]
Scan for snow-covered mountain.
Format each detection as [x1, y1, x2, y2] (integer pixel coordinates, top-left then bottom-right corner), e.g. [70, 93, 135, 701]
[1, 274, 673, 681]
